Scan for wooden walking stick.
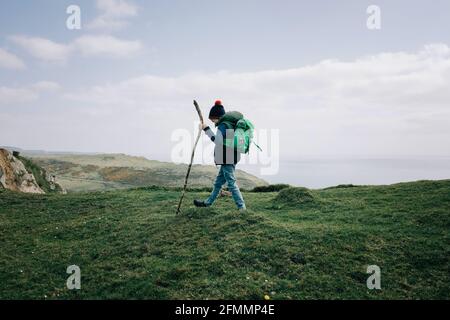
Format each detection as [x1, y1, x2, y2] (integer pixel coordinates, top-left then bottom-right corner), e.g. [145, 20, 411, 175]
[176, 100, 204, 215]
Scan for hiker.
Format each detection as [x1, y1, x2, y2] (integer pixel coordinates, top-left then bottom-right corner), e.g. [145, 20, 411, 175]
[193, 100, 246, 211]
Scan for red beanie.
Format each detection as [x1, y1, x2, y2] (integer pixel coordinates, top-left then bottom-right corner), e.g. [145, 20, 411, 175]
[209, 99, 225, 119]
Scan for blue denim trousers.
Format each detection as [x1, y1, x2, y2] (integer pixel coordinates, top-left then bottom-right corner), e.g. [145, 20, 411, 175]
[205, 164, 246, 209]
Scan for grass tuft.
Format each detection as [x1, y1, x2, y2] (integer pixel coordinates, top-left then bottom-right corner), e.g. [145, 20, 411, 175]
[274, 187, 316, 206]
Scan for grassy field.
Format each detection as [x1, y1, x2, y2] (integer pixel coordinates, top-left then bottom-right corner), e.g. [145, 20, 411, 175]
[0, 180, 449, 299]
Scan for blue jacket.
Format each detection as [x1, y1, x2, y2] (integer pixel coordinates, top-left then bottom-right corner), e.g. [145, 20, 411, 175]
[203, 124, 241, 165]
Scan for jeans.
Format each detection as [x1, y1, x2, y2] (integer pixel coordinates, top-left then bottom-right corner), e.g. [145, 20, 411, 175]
[205, 164, 246, 209]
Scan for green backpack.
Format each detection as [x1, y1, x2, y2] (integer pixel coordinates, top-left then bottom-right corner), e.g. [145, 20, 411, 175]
[218, 111, 262, 154]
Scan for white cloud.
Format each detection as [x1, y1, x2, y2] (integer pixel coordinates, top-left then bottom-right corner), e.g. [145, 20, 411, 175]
[10, 36, 71, 63]
[0, 87, 38, 104]
[9, 35, 142, 62]
[63, 44, 450, 157]
[72, 35, 142, 57]
[0, 48, 26, 70]
[0, 81, 60, 105]
[31, 81, 61, 92]
[87, 0, 138, 31]
[65, 43, 450, 112]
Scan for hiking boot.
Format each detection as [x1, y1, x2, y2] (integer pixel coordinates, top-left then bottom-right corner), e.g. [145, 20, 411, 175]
[193, 199, 209, 208]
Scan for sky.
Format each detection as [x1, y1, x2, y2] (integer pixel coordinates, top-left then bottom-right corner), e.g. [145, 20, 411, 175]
[1, 0, 450, 164]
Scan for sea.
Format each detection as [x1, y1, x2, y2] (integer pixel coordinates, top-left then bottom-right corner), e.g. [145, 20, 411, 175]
[238, 157, 450, 189]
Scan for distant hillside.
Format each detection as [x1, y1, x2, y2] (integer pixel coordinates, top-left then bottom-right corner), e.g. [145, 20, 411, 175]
[26, 153, 268, 192]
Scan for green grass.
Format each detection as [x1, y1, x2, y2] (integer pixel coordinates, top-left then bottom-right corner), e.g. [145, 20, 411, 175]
[0, 180, 449, 299]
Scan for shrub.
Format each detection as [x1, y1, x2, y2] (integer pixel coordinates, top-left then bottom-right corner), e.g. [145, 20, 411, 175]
[17, 155, 63, 193]
[251, 184, 291, 192]
[323, 184, 358, 190]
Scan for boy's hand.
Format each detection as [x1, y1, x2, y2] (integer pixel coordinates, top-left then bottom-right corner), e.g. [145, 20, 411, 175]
[199, 123, 208, 130]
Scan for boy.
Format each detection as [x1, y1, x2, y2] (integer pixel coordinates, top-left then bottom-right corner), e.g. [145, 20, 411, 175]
[193, 100, 246, 211]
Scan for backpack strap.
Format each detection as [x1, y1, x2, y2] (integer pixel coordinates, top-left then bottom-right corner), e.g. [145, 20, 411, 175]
[219, 120, 235, 130]
[217, 111, 243, 128]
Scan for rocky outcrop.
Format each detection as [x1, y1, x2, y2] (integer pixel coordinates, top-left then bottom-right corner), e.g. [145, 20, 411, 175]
[0, 148, 45, 194]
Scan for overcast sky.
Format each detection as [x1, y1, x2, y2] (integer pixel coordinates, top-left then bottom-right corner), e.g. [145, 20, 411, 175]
[1, 0, 450, 163]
